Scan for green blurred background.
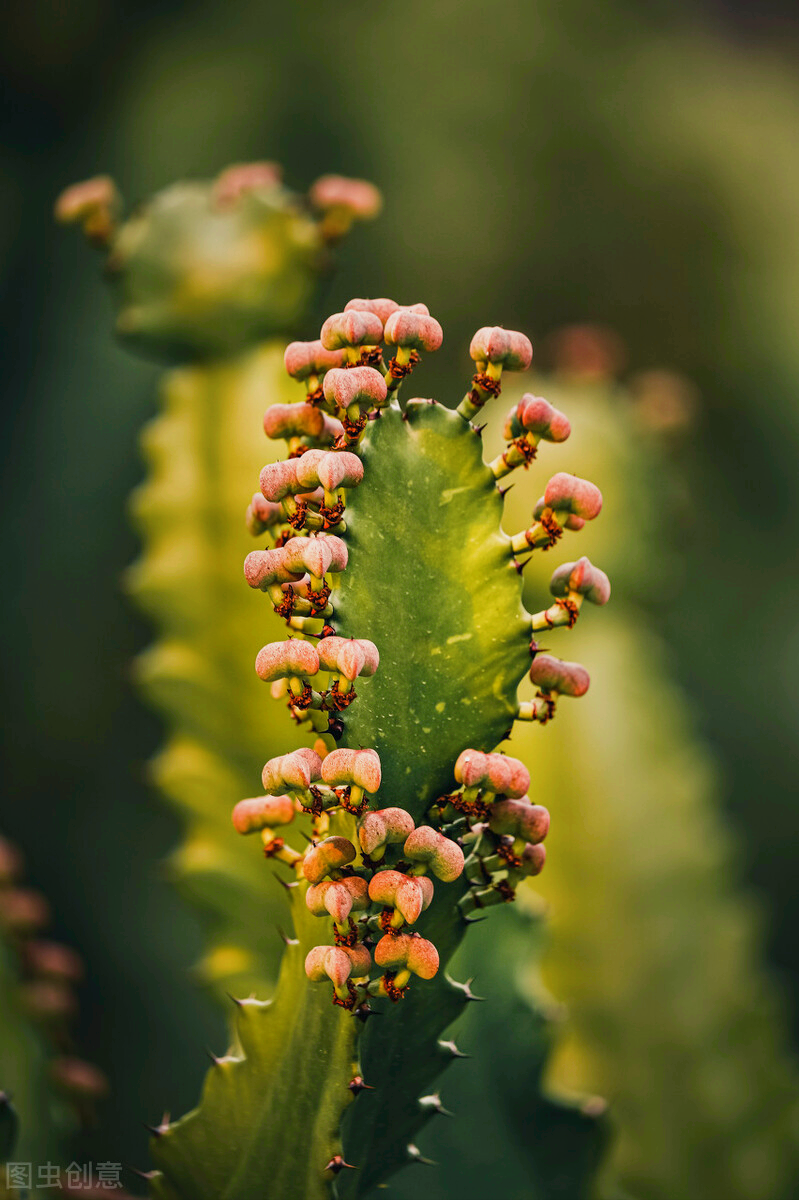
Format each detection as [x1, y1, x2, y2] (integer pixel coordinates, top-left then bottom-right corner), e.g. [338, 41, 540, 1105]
[1, 0, 799, 1186]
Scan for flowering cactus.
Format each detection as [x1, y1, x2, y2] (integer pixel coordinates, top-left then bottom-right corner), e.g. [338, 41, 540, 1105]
[142, 301, 611, 1198]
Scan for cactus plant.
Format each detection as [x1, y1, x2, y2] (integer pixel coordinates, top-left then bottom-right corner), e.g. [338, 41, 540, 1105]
[139, 300, 612, 1198]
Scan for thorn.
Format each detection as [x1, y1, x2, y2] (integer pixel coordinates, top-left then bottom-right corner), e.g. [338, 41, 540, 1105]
[498, 483, 515, 498]
[471, 423, 486, 437]
[277, 926, 300, 947]
[514, 555, 532, 574]
[438, 1038, 470, 1059]
[226, 992, 243, 1008]
[143, 1111, 171, 1137]
[462, 913, 487, 925]
[126, 1166, 159, 1181]
[324, 1155, 357, 1174]
[205, 1048, 221, 1065]
[406, 1144, 437, 1166]
[273, 872, 299, 891]
[361, 934, 376, 950]
[348, 1075, 374, 1095]
[355, 1002, 381, 1023]
[299, 830, 314, 844]
[502, 727, 513, 741]
[419, 1093, 453, 1117]
[449, 976, 485, 1002]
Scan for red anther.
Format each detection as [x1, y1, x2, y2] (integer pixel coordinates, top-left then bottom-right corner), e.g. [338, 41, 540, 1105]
[263, 838, 286, 859]
[528, 507, 563, 550]
[320, 624, 336, 639]
[287, 501, 309, 530]
[496, 839, 523, 869]
[333, 918, 359, 948]
[446, 792, 490, 821]
[331, 980, 359, 1010]
[319, 500, 345, 530]
[472, 371, 502, 397]
[305, 581, 332, 615]
[382, 972, 409, 1003]
[301, 786, 326, 817]
[339, 787, 369, 817]
[494, 880, 516, 903]
[556, 597, 580, 628]
[379, 909, 402, 935]
[387, 358, 414, 380]
[290, 683, 314, 711]
[306, 387, 325, 407]
[358, 347, 384, 367]
[533, 690, 557, 723]
[273, 530, 296, 548]
[325, 680, 358, 711]
[507, 436, 538, 467]
[273, 591, 297, 619]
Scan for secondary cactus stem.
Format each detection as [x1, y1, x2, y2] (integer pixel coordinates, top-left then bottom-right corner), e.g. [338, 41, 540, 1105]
[516, 695, 556, 723]
[489, 434, 540, 479]
[510, 507, 566, 553]
[530, 596, 582, 630]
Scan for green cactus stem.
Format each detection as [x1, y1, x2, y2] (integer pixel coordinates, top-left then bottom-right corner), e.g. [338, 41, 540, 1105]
[57, 164, 381, 999]
[148, 301, 611, 1198]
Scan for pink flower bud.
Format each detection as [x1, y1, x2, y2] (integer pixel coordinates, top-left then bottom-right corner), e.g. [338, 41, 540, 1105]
[50, 1056, 109, 1099]
[529, 653, 590, 697]
[321, 310, 384, 350]
[294, 449, 364, 492]
[212, 161, 282, 205]
[358, 808, 415, 856]
[302, 836, 357, 884]
[322, 748, 382, 793]
[316, 637, 379, 679]
[260, 459, 300, 502]
[323, 366, 388, 412]
[544, 473, 603, 521]
[255, 639, 320, 682]
[384, 310, 443, 353]
[24, 941, 84, 983]
[368, 871, 434, 924]
[403, 827, 464, 882]
[305, 944, 370, 988]
[246, 494, 283, 536]
[54, 176, 118, 244]
[505, 395, 571, 442]
[263, 403, 326, 441]
[306, 876, 369, 922]
[375, 932, 439, 980]
[550, 557, 611, 606]
[284, 340, 347, 381]
[344, 297, 399, 326]
[279, 535, 332, 579]
[454, 750, 529, 798]
[0, 888, 50, 933]
[469, 327, 533, 371]
[309, 176, 382, 220]
[519, 842, 547, 876]
[232, 795, 296, 834]
[244, 548, 303, 590]
[0, 838, 23, 884]
[489, 800, 550, 843]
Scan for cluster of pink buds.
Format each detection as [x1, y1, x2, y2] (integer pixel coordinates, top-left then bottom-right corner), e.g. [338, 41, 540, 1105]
[0, 836, 108, 1110]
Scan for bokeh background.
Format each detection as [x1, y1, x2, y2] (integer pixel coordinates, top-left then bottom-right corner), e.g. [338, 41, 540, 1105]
[2, 0, 799, 1191]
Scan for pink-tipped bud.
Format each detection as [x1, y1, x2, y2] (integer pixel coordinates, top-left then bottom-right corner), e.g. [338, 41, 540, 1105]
[403, 827, 464, 882]
[284, 340, 347, 382]
[368, 870, 434, 924]
[21, 979, 78, 1022]
[309, 176, 382, 220]
[519, 842, 547, 876]
[384, 310, 443, 353]
[323, 366, 388, 413]
[322, 748, 382, 794]
[505, 395, 571, 442]
[255, 639, 320, 682]
[50, 1056, 109, 1099]
[469, 327, 533, 371]
[246, 494, 283, 536]
[263, 404, 326, 441]
[321, 310, 384, 351]
[213, 161, 282, 206]
[260, 459, 300, 502]
[344, 297, 399, 326]
[550, 557, 611, 606]
[358, 808, 415, 856]
[375, 932, 439, 980]
[529, 653, 590, 698]
[306, 876, 369, 922]
[54, 176, 119, 245]
[489, 800, 550, 844]
[24, 941, 84, 983]
[244, 548, 303, 590]
[544, 473, 603, 521]
[454, 750, 529, 798]
[305, 943, 371, 988]
[262, 748, 323, 793]
[0, 888, 50, 933]
[294, 449, 364, 492]
[302, 836, 357, 884]
[0, 838, 23, 884]
[316, 636, 379, 679]
[232, 794, 296, 834]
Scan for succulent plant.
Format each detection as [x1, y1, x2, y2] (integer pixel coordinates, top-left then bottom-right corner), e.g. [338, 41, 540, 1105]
[139, 299, 612, 1199]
